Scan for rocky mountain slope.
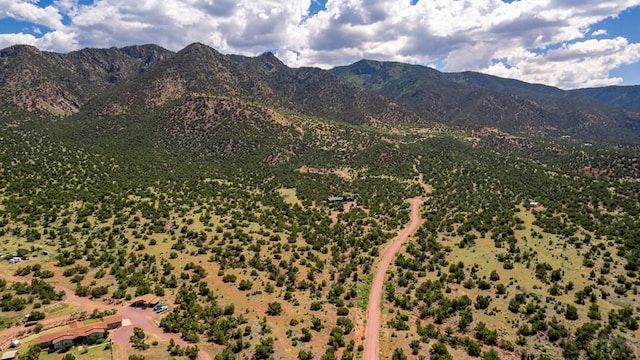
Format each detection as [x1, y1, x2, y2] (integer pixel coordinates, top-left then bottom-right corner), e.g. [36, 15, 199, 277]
[2, 43, 640, 144]
[0, 44, 171, 116]
[1, 43, 421, 127]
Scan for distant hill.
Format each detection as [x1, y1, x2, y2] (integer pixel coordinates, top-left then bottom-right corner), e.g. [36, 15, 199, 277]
[331, 60, 640, 143]
[570, 85, 640, 111]
[2, 43, 640, 145]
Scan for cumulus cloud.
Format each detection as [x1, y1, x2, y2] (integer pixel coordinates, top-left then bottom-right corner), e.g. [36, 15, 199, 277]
[0, 32, 38, 49]
[1, 0, 640, 88]
[64, 0, 311, 57]
[483, 38, 640, 88]
[0, 0, 65, 30]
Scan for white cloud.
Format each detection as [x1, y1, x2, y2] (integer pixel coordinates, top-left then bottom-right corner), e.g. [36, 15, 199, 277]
[0, 32, 38, 49]
[483, 38, 640, 88]
[63, 0, 311, 57]
[37, 30, 78, 51]
[0, 0, 64, 30]
[1, 0, 640, 88]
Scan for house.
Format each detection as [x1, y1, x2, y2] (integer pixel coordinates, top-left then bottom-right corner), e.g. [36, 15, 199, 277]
[32, 315, 122, 350]
[131, 294, 159, 308]
[1, 351, 18, 360]
[102, 314, 123, 329]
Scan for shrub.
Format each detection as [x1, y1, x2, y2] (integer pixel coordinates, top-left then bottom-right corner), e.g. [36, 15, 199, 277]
[266, 302, 282, 316]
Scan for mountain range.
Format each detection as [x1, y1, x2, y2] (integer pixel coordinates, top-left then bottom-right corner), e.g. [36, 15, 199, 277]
[1, 42, 640, 145]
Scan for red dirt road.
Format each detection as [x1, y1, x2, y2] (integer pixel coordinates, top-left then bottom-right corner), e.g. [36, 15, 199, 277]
[363, 197, 423, 360]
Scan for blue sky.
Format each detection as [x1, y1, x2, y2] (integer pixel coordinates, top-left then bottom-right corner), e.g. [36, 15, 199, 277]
[309, 0, 327, 16]
[1, 0, 640, 89]
[597, 6, 640, 85]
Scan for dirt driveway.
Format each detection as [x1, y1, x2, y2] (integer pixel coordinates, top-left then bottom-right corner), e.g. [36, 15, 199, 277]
[362, 196, 423, 360]
[109, 306, 212, 360]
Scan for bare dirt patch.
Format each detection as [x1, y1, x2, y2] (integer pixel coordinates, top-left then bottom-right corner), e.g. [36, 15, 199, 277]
[300, 166, 352, 180]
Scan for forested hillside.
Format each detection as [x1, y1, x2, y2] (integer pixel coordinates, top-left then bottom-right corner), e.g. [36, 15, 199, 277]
[0, 43, 639, 360]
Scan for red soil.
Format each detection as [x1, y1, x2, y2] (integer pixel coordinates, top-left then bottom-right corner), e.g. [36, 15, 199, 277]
[363, 197, 423, 360]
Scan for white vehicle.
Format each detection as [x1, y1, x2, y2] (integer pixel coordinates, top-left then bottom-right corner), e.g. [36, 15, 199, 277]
[154, 305, 169, 313]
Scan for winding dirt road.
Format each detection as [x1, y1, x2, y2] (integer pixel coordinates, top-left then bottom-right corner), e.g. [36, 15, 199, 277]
[363, 196, 423, 360]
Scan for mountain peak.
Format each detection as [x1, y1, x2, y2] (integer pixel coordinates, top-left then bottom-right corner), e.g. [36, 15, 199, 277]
[120, 44, 173, 65]
[258, 51, 277, 59]
[180, 42, 219, 54]
[255, 51, 286, 72]
[175, 43, 227, 64]
[0, 44, 41, 57]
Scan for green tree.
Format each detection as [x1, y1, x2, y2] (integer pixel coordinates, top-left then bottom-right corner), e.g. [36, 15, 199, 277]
[253, 337, 274, 359]
[565, 305, 579, 321]
[300, 327, 312, 342]
[482, 349, 501, 360]
[18, 345, 41, 360]
[490, 270, 500, 281]
[587, 303, 601, 320]
[130, 327, 149, 350]
[266, 302, 282, 316]
[392, 348, 407, 360]
[459, 309, 473, 331]
[586, 332, 633, 360]
[474, 322, 498, 345]
[467, 340, 482, 357]
[561, 339, 581, 360]
[430, 342, 453, 360]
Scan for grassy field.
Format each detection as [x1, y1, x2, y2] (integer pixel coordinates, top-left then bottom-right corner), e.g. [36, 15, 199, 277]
[277, 188, 303, 207]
